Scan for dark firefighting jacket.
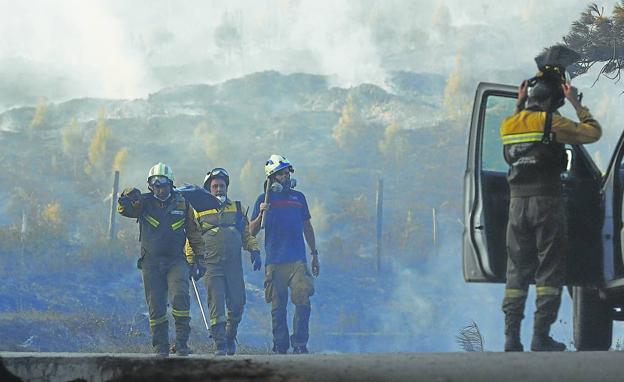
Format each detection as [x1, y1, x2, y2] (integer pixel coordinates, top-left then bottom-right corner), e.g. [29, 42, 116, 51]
[500, 106, 602, 197]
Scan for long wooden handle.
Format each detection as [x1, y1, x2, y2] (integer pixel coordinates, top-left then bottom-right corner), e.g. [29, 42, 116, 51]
[260, 177, 270, 229]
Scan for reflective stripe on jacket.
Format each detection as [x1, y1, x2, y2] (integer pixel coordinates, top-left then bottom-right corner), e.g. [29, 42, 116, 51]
[185, 199, 259, 263]
[500, 106, 601, 197]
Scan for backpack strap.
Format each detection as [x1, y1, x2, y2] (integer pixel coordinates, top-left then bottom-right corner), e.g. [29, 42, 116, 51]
[235, 201, 244, 234]
[541, 112, 553, 144]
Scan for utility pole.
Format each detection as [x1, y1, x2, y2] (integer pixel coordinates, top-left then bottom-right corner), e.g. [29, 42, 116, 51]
[376, 178, 383, 273]
[108, 171, 120, 241]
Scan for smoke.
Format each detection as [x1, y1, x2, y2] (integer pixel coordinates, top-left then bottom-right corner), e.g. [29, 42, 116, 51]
[2, 0, 616, 110]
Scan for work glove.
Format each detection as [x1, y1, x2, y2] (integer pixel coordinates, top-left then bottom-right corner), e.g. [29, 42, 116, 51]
[250, 250, 262, 271]
[119, 187, 141, 205]
[190, 257, 207, 281]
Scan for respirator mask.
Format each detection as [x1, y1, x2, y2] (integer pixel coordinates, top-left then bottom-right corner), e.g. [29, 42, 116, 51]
[270, 178, 297, 193]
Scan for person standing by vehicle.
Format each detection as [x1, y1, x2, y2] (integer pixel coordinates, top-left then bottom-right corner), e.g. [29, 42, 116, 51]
[117, 162, 206, 357]
[500, 52, 602, 352]
[249, 155, 320, 354]
[185, 167, 262, 356]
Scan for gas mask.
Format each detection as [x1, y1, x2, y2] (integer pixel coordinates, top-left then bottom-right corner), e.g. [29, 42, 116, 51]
[270, 178, 296, 193]
[149, 176, 172, 202]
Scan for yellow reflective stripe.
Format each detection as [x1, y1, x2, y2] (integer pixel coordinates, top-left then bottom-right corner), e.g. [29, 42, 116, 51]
[504, 288, 528, 298]
[145, 214, 160, 228]
[222, 203, 238, 213]
[536, 286, 561, 296]
[201, 221, 217, 230]
[195, 209, 219, 218]
[171, 218, 185, 231]
[150, 315, 168, 327]
[172, 309, 190, 317]
[501, 132, 544, 145]
[210, 316, 226, 326]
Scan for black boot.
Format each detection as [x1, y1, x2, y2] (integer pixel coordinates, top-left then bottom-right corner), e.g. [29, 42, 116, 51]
[531, 333, 566, 351]
[211, 323, 227, 356]
[225, 322, 238, 355]
[503, 316, 523, 352]
[532, 292, 565, 351]
[226, 337, 237, 356]
[504, 333, 524, 352]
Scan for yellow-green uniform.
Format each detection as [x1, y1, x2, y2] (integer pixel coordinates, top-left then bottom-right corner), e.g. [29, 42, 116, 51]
[118, 190, 205, 355]
[185, 199, 259, 352]
[500, 105, 601, 349]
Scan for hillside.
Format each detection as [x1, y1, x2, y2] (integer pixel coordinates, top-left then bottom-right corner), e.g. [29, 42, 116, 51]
[0, 70, 480, 353]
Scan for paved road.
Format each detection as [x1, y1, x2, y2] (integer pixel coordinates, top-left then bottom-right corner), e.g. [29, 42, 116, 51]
[2, 351, 624, 382]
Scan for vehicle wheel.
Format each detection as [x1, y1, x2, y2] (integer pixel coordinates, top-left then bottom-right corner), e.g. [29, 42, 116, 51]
[573, 286, 612, 351]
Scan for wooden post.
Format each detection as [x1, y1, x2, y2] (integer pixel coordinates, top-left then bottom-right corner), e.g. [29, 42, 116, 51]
[432, 207, 437, 248]
[376, 178, 383, 273]
[108, 171, 120, 241]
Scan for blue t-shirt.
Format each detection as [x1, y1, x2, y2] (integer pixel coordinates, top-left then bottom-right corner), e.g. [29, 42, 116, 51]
[252, 189, 311, 264]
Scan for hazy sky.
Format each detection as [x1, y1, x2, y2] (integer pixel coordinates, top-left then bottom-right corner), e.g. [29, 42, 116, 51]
[2, 0, 621, 108]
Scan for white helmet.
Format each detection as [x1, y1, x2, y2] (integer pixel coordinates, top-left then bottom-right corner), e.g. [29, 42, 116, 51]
[265, 154, 294, 177]
[147, 162, 175, 186]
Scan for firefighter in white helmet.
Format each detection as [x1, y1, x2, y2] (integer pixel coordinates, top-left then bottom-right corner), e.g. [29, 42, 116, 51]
[118, 162, 206, 357]
[249, 155, 320, 354]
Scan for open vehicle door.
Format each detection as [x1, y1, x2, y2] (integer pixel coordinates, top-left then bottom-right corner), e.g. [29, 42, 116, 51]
[598, 132, 624, 289]
[463, 82, 604, 284]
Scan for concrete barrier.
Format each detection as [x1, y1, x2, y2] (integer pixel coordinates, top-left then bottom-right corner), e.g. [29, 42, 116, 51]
[2, 351, 624, 382]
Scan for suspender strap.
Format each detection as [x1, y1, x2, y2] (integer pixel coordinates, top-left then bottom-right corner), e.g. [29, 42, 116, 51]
[542, 112, 553, 144]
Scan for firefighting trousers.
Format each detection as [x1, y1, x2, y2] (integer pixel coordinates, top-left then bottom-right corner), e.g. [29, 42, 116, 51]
[502, 196, 565, 334]
[204, 260, 246, 345]
[264, 261, 315, 350]
[141, 259, 191, 352]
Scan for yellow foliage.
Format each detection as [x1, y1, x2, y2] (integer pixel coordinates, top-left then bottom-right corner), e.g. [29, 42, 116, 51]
[379, 123, 411, 167]
[41, 201, 62, 226]
[87, 108, 112, 172]
[443, 55, 471, 119]
[62, 118, 82, 156]
[194, 121, 232, 163]
[112, 147, 129, 171]
[239, 159, 263, 203]
[378, 122, 401, 154]
[30, 97, 48, 129]
[333, 95, 365, 150]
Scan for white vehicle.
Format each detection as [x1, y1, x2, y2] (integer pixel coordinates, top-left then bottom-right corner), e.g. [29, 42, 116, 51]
[463, 82, 624, 351]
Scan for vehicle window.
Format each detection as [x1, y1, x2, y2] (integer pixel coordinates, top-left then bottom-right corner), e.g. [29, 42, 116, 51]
[481, 95, 517, 172]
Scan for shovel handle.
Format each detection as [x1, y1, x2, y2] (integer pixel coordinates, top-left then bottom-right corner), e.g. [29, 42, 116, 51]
[260, 177, 270, 229]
